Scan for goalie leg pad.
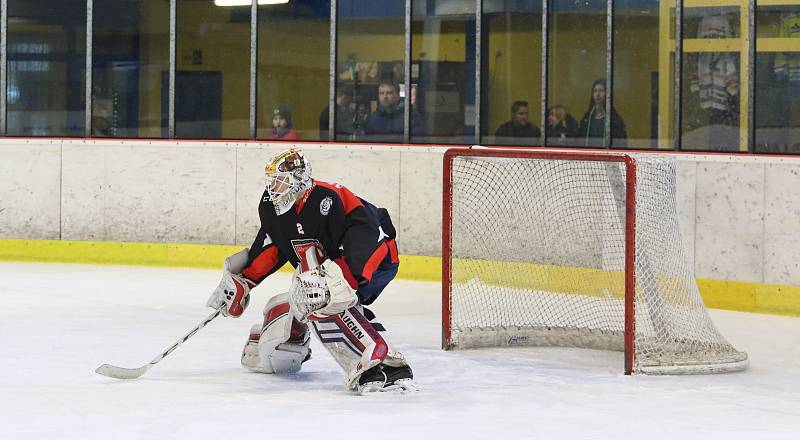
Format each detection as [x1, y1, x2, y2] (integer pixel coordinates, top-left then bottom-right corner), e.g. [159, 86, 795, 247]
[241, 293, 310, 374]
[309, 306, 410, 391]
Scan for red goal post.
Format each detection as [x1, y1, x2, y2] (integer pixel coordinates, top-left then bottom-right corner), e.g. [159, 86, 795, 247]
[441, 148, 748, 375]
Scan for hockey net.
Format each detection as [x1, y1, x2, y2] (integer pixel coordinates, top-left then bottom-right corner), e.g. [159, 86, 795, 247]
[442, 149, 748, 374]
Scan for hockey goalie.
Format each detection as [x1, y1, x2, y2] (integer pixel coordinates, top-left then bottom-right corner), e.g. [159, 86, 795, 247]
[205, 148, 414, 393]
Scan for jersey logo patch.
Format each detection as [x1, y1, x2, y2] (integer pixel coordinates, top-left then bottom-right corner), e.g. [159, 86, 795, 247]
[263, 233, 273, 248]
[320, 196, 333, 216]
[377, 226, 389, 242]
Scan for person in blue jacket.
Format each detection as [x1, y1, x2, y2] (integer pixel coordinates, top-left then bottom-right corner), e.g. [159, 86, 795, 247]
[365, 78, 424, 141]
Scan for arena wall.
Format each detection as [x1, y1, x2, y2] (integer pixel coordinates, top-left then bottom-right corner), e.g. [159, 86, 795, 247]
[1, 139, 799, 315]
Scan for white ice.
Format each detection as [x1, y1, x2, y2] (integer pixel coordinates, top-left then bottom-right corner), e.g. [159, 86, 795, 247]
[1, 262, 799, 440]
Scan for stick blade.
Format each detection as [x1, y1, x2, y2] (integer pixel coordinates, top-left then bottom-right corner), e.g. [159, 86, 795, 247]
[95, 363, 149, 380]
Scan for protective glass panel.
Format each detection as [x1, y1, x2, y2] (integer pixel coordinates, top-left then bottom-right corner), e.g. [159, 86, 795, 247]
[176, 0, 250, 139]
[680, 7, 743, 152]
[257, 0, 330, 141]
[613, 0, 674, 149]
[7, 0, 86, 136]
[411, 0, 476, 144]
[548, 0, 607, 148]
[755, 6, 800, 154]
[481, 2, 542, 147]
[92, 0, 169, 138]
[336, 0, 404, 142]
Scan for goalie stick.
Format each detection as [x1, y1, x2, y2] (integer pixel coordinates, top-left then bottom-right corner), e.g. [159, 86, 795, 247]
[95, 307, 223, 380]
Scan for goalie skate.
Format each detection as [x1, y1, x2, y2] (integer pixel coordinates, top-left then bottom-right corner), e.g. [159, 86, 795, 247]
[382, 365, 415, 392]
[356, 364, 416, 394]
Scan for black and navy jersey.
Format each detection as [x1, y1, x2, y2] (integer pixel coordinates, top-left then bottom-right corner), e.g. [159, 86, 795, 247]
[241, 180, 399, 290]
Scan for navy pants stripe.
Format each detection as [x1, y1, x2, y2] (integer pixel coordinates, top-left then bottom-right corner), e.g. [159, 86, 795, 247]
[356, 263, 399, 306]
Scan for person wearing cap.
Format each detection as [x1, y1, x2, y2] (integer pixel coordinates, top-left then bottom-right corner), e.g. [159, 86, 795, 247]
[269, 104, 300, 140]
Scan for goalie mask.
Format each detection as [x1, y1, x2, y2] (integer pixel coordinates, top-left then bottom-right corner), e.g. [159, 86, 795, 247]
[265, 148, 313, 216]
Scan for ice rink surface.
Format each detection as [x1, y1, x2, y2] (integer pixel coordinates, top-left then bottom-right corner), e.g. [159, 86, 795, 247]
[1, 262, 799, 440]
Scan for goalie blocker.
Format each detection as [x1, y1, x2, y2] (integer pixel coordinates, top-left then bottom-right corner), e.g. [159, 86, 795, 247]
[208, 148, 413, 393]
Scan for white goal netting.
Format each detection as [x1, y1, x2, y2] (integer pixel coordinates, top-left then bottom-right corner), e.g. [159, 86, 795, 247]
[444, 151, 748, 374]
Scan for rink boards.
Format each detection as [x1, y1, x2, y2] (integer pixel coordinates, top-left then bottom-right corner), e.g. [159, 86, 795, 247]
[1, 139, 800, 316]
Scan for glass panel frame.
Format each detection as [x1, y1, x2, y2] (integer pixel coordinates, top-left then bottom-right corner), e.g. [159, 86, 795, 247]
[0, 0, 782, 153]
[1, 0, 7, 135]
[410, 0, 477, 145]
[174, 0, 250, 140]
[754, 4, 800, 154]
[6, 0, 88, 137]
[335, 0, 405, 143]
[256, 0, 331, 142]
[547, 0, 609, 149]
[680, 6, 746, 152]
[91, 0, 170, 138]
[481, 2, 544, 147]
[613, 0, 675, 150]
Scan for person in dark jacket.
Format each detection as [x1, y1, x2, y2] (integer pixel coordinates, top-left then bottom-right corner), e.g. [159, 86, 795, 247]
[577, 79, 627, 147]
[494, 101, 541, 145]
[365, 78, 424, 140]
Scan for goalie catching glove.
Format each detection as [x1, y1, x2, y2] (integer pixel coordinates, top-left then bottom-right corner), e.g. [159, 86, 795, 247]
[290, 259, 358, 322]
[207, 249, 256, 317]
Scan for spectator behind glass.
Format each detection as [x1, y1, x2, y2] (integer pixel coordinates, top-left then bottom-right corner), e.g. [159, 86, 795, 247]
[577, 79, 627, 147]
[319, 85, 356, 141]
[269, 104, 300, 141]
[364, 78, 424, 140]
[494, 100, 541, 145]
[546, 105, 578, 145]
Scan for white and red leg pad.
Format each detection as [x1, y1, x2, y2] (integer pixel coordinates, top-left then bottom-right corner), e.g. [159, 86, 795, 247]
[241, 293, 310, 374]
[309, 306, 408, 391]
